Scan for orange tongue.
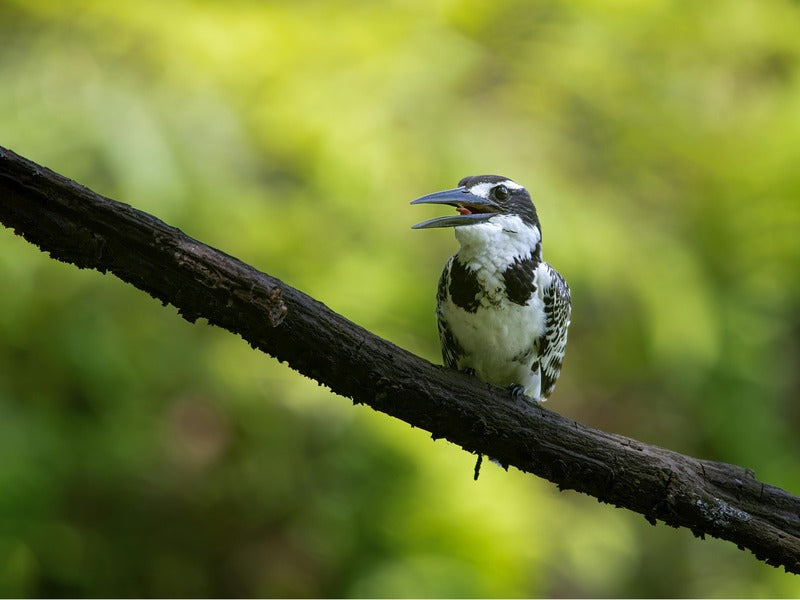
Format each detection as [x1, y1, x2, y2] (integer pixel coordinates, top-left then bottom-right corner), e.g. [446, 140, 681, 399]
[456, 206, 472, 215]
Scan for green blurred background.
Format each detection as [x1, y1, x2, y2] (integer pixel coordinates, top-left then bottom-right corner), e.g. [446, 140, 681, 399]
[1, 0, 799, 596]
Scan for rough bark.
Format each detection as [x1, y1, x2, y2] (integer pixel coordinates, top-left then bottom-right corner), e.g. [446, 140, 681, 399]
[1, 145, 798, 573]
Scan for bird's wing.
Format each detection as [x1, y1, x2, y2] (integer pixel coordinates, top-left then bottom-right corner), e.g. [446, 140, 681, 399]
[435, 257, 463, 368]
[538, 263, 571, 398]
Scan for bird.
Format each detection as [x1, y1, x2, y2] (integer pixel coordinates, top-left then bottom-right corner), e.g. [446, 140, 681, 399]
[411, 175, 571, 403]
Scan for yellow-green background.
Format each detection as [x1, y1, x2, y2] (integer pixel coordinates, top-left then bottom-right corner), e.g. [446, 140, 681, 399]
[1, 0, 799, 596]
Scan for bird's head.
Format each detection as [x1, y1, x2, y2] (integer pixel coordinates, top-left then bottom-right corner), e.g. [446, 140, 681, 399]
[411, 175, 540, 233]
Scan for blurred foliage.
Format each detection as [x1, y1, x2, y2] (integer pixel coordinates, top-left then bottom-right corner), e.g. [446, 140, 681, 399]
[1, 0, 800, 596]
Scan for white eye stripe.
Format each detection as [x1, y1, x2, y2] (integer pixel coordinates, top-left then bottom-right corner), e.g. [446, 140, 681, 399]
[467, 180, 523, 198]
[467, 183, 493, 198]
[499, 179, 523, 190]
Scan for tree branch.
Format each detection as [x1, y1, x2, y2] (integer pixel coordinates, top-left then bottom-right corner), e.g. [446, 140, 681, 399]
[1, 145, 798, 573]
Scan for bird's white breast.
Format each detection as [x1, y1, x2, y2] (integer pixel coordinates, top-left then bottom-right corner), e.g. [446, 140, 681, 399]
[443, 215, 547, 396]
[441, 291, 545, 390]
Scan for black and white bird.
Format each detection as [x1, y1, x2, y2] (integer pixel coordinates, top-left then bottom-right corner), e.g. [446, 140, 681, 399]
[411, 175, 571, 402]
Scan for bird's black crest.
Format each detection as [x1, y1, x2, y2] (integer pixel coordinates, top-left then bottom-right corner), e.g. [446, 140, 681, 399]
[458, 174, 510, 188]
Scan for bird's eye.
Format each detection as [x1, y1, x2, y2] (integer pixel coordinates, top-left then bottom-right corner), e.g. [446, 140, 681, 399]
[493, 185, 509, 201]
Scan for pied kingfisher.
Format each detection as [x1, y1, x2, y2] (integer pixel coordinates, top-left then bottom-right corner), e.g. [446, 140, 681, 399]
[412, 175, 571, 402]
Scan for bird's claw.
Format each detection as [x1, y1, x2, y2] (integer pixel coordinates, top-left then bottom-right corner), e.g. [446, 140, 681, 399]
[508, 383, 528, 400]
[508, 384, 544, 407]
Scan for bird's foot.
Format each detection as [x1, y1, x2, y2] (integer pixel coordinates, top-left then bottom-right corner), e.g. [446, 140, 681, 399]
[508, 384, 543, 407]
[508, 383, 528, 400]
[462, 367, 477, 377]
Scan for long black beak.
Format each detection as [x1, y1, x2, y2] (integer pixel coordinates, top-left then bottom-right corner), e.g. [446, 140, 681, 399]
[410, 187, 501, 229]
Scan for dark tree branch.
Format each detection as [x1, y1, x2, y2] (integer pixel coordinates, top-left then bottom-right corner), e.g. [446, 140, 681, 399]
[1, 145, 798, 573]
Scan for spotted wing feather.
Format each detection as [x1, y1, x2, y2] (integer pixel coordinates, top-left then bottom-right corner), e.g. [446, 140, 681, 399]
[435, 257, 464, 368]
[538, 263, 571, 398]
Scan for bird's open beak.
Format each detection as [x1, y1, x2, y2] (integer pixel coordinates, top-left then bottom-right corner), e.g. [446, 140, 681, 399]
[410, 187, 501, 229]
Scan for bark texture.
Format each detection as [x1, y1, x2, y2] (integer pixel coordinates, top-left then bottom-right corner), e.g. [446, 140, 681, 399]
[1, 145, 799, 573]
